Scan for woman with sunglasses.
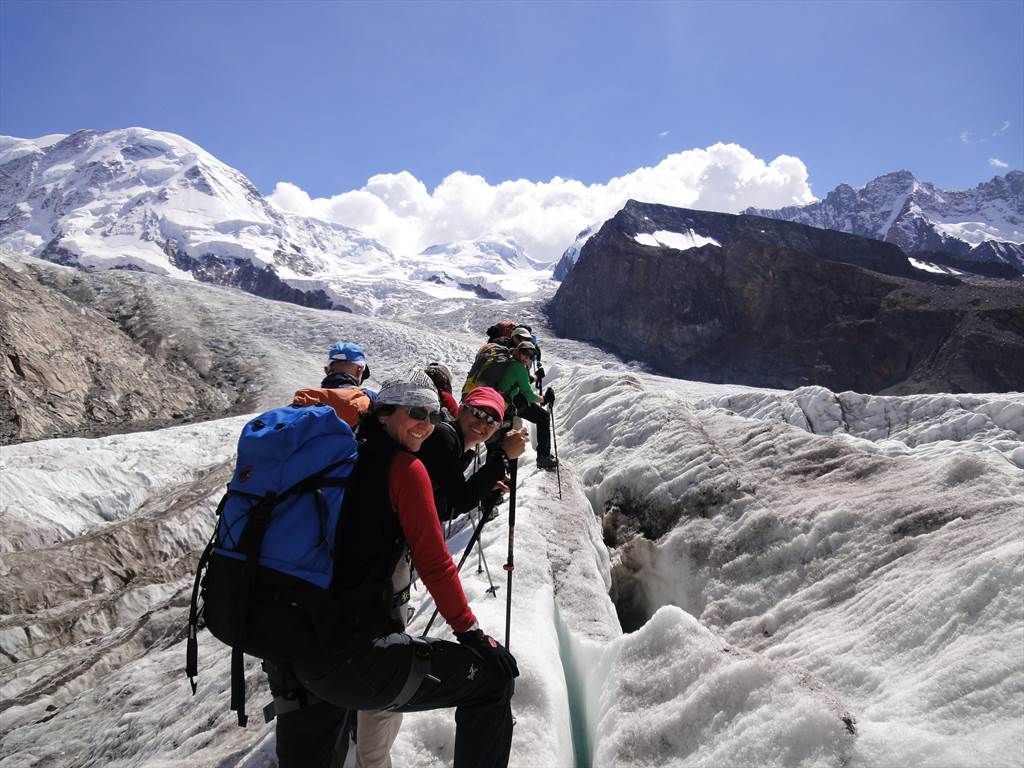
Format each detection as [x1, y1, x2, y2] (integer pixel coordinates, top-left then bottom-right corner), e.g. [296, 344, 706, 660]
[418, 386, 527, 524]
[276, 368, 518, 768]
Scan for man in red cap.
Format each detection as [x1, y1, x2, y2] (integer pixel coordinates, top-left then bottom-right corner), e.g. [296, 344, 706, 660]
[418, 387, 527, 523]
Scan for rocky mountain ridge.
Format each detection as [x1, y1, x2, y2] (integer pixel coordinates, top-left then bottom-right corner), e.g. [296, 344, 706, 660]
[0, 256, 257, 444]
[548, 200, 1024, 394]
[745, 170, 1024, 276]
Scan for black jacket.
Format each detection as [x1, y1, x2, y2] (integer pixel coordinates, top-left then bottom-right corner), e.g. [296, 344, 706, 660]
[331, 416, 406, 629]
[417, 422, 508, 521]
[321, 371, 362, 388]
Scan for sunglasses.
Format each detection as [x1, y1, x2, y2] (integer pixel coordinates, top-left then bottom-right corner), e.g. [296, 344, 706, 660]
[406, 406, 442, 425]
[463, 404, 502, 427]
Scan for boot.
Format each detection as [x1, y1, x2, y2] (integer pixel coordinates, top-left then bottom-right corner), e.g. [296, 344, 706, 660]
[537, 454, 559, 470]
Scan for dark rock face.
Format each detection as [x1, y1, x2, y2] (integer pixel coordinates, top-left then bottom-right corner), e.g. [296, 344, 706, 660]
[598, 200, 926, 279]
[548, 201, 1024, 394]
[162, 240, 348, 311]
[458, 281, 504, 300]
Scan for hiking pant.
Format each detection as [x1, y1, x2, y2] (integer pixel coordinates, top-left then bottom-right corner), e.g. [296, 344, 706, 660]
[294, 631, 515, 768]
[516, 402, 552, 457]
[271, 700, 402, 768]
[272, 699, 351, 768]
[357, 709, 403, 768]
[266, 662, 353, 768]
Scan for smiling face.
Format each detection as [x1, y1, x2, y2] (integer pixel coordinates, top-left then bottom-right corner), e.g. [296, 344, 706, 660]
[457, 404, 502, 449]
[378, 406, 435, 451]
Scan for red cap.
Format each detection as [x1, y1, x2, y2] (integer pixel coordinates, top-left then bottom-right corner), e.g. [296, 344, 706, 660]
[462, 386, 506, 420]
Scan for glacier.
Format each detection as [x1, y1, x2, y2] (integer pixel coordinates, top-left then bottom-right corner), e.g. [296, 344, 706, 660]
[1, 256, 1021, 768]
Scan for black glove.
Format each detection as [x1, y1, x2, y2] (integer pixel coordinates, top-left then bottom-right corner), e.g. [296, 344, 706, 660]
[535, 365, 545, 381]
[455, 629, 519, 679]
[543, 387, 555, 406]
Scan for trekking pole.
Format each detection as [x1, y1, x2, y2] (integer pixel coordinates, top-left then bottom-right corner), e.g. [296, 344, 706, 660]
[547, 394, 562, 500]
[472, 446, 485, 576]
[477, 518, 483, 573]
[470, 510, 499, 595]
[503, 459, 518, 649]
[422, 509, 493, 637]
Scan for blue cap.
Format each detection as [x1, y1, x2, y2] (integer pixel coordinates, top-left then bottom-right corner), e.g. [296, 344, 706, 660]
[327, 341, 367, 365]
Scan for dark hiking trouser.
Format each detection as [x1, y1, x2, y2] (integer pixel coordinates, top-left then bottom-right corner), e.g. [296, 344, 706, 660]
[515, 402, 552, 457]
[277, 632, 515, 768]
[264, 662, 353, 768]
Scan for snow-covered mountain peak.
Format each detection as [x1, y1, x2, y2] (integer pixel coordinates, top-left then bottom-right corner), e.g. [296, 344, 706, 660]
[0, 127, 357, 277]
[422, 235, 544, 270]
[869, 168, 916, 186]
[0, 127, 562, 312]
[404, 235, 554, 299]
[551, 221, 603, 280]
[0, 133, 70, 165]
[746, 170, 1024, 275]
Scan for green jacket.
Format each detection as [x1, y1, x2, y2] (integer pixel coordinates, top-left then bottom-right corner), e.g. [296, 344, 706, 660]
[496, 360, 539, 405]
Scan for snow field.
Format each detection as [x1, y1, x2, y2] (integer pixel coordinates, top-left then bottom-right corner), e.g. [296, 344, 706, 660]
[633, 230, 722, 251]
[0, 416, 248, 552]
[587, 606, 853, 768]
[700, 385, 1024, 467]
[2, 282, 1022, 768]
[552, 366, 1024, 767]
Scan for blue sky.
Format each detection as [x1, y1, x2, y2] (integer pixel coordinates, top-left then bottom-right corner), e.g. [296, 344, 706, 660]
[1, 0, 1021, 199]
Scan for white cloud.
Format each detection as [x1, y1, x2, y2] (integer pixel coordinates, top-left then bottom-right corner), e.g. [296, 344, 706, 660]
[268, 143, 816, 263]
[960, 131, 974, 144]
[993, 120, 1011, 136]
[989, 158, 1010, 168]
[658, 131, 671, 138]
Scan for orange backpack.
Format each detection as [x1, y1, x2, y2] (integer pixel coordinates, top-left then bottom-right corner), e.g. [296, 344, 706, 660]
[292, 386, 371, 428]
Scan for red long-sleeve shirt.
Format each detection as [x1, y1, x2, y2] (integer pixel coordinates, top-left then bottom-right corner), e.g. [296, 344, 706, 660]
[388, 452, 477, 634]
[440, 390, 460, 419]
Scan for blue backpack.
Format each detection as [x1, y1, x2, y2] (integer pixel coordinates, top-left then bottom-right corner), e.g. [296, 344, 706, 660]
[186, 404, 362, 726]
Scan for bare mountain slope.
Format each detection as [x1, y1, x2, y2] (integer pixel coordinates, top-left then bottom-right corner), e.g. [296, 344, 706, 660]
[0, 257, 243, 444]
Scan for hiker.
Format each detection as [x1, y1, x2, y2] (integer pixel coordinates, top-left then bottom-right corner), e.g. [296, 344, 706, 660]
[510, 326, 541, 368]
[509, 326, 545, 387]
[424, 362, 460, 420]
[509, 325, 533, 350]
[496, 341, 558, 470]
[324, 341, 375, 395]
[418, 386, 528, 523]
[275, 369, 518, 768]
[292, 341, 376, 427]
[485, 320, 516, 345]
